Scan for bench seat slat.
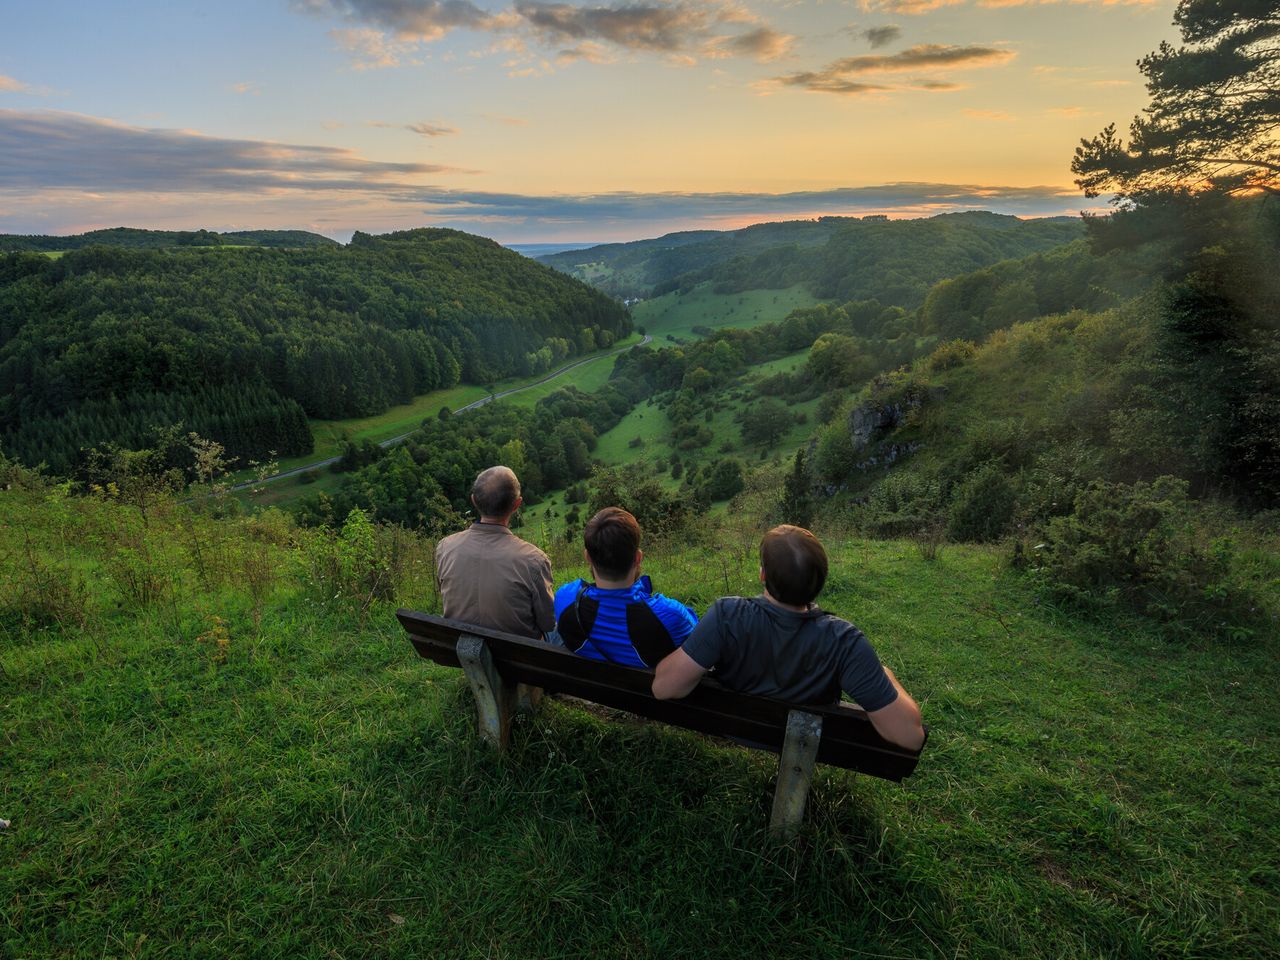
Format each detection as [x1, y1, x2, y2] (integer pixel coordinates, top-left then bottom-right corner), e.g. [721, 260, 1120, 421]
[398, 609, 924, 782]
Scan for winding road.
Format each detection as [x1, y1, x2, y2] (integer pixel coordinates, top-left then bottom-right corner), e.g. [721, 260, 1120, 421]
[232, 334, 652, 492]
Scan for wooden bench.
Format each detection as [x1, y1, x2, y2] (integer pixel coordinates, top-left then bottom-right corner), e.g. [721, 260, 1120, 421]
[397, 609, 927, 836]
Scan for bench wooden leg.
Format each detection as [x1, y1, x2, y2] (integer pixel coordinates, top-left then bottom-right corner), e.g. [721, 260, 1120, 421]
[769, 710, 823, 838]
[515, 683, 543, 714]
[456, 634, 515, 750]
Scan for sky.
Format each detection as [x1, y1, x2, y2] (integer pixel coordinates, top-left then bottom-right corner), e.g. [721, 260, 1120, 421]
[0, 0, 1180, 243]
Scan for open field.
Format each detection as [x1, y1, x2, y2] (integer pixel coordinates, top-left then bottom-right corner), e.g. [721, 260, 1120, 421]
[233, 336, 642, 509]
[633, 283, 819, 341]
[593, 350, 817, 471]
[3, 484, 1277, 959]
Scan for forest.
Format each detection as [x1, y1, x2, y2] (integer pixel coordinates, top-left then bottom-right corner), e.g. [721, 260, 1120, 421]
[539, 211, 1083, 305]
[0, 228, 628, 473]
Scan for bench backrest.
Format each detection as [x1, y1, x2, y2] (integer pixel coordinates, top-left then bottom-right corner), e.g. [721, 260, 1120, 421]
[397, 609, 924, 782]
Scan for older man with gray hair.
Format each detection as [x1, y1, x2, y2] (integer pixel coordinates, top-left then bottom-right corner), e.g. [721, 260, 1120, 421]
[435, 465, 555, 640]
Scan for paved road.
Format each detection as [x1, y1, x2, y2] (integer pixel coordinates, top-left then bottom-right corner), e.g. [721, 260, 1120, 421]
[231, 334, 652, 492]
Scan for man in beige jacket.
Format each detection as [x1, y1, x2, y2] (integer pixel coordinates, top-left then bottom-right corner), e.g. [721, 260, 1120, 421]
[435, 465, 555, 640]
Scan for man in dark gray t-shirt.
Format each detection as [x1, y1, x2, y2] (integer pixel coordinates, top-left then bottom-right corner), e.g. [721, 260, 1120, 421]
[652, 525, 924, 751]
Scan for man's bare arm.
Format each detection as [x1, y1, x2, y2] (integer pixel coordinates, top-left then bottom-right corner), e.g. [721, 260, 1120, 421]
[652, 648, 707, 700]
[865, 667, 925, 751]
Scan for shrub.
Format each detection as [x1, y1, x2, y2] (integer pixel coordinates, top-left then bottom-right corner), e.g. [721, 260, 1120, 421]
[926, 338, 977, 372]
[947, 463, 1017, 543]
[859, 471, 943, 538]
[1031, 476, 1255, 636]
[306, 508, 430, 622]
[588, 464, 697, 540]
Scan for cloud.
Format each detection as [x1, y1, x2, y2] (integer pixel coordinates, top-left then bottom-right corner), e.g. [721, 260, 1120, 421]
[231, 81, 262, 95]
[330, 27, 421, 69]
[706, 26, 794, 61]
[0, 109, 475, 196]
[484, 113, 529, 125]
[304, 0, 496, 40]
[0, 75, 32, 94]
[406, 121, 459, 136]
[862, 25, 902, 48]
[303, 0, 795, 68]
[1048, 105, 1086, 116]
[863, 0, 1155, 9]
[0, 167, 1092, 241]
[859, 0, 964, 14]
[383, 182, 1088, 238]
[979, 0, 1159, 7]
[556, 41, 616, 64]
[963, 108, 1014, 120]
[770, 43, 1015, 96]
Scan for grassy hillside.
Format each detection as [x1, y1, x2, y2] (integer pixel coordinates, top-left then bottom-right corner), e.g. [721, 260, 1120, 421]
[633, 283, 820, 341]
[2, 470, 1277, 958]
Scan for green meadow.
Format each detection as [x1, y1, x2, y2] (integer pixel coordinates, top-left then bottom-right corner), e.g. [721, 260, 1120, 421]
[2, 477, 1277, 959]
[234, 336, 641, 509]
[633, 283, 819, 341]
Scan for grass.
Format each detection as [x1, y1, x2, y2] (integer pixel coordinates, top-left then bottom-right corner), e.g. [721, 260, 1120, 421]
[232, 336, 641, 509]
[592, 350, 818, 471]
[633, 283, 819, 341]
[2, 483, 1277, 959]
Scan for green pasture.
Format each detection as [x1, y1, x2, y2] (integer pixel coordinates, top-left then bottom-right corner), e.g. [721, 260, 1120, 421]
[633, 283, 819, 341]
[232, 335, 641, 508]
[2, 483, 1277, 959]
[593, 350, 817, 470]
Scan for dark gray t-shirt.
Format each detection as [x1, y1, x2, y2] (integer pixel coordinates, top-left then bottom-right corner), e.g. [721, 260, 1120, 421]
[682, 596, 898, 711]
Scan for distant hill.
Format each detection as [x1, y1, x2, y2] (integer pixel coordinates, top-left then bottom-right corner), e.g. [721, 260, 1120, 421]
[539, 213, 1084, 307]
[0, 227, 339, 252]
[0, 227, 628, 475]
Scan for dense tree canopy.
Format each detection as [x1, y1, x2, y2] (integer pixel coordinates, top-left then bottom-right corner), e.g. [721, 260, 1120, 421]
[1073, 0, 1280, 201]
[543, 213, 1082, 306]
[0, 229, 629, 474]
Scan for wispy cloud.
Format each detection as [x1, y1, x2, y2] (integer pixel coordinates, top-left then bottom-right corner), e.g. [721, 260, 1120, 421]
[705, 26, 794, 62]
[768, 43, 1015, 96]
[483, 113, 529, 126]
[230, 81, 262, 95]
[864, 0, 1155, 9]
[406, 121, 459, 136]
[303, 0, 795, 70]
[862, 25, 902, 49]
[330, 27, 422, 69]
[0, 75, 32, 94]
[0, 109, 475, 195]
[979, 0, 1158, 7]
[385, 182, 1088, 238]
[859, 0, 964, 14]
[305, 0, 497, 41]
[963, 108, 1014, 120]
[0, 159, 1091, 241]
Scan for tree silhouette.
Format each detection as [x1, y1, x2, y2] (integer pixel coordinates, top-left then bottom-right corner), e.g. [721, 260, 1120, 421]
[1072, 0, 1280, 201]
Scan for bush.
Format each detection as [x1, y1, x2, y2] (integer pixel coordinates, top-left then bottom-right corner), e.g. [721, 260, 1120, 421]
[859, 471, 943, 538]
[1031, 476, 1256, 636]
[926, 338, 977, 372]
[947, 463, 1017, 542]
[588, 464, 697, 540]
[697, 458, 745, 503]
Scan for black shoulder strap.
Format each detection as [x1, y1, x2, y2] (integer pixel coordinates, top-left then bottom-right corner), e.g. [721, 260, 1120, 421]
[556, 581, 680, 668]
[556, 582, 600, 654]
[625, 603, 678, 668]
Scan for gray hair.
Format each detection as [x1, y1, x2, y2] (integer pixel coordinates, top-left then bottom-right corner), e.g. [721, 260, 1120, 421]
[471, 466, 521, 518]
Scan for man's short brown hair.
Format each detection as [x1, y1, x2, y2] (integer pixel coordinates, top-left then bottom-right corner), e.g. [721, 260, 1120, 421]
[761, 525, 828, 606]
[584, 507, 641, 580]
